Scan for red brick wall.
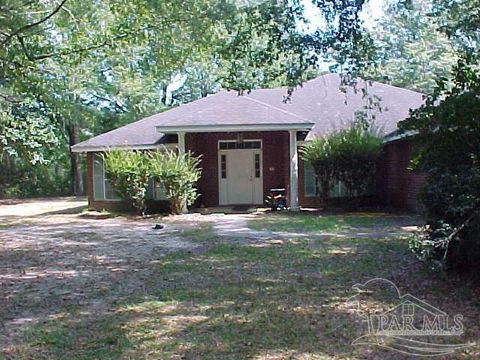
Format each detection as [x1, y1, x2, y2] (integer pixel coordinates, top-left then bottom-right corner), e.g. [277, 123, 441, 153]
[376, 138, 426, 212]
[84, 135, 425, 212]
[186, 131, 290, 207]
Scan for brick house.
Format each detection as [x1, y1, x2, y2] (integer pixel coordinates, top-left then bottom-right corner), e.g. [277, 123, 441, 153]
[71, 74, 426, 212]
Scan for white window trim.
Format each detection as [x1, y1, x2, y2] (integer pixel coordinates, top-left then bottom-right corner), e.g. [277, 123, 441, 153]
[217, 139, 263, 150]
[152, 180, 168, 201]
[304, 161, 319, 198]
[94, 154, 170, 202]
[93, 154, 121, 202]
[102, 157, 122, 201]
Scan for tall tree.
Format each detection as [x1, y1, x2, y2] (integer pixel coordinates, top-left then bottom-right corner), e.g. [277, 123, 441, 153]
[0, 0, 369, 197]
[364, 0, 458, 94]
[401, 0, 480, 270]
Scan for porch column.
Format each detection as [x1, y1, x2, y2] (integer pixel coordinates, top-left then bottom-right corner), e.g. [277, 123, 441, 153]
[177, 131, 186, 155]
[177, 131, 188, 213]
[289, 130, 299, 211]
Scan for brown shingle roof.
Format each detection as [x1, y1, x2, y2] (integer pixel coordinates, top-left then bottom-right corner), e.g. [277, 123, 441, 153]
[72, 73, 425, 151]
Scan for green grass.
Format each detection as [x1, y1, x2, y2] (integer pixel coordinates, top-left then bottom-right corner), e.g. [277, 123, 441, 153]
[176, 224, 216, 243]
[249, 211, 390, 233]
[5, 215, 478, 359]
[9, 236, 417, 358]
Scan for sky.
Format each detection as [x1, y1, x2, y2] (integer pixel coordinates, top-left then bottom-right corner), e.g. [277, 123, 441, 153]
[298, 0, 386, 71]
[360, 0, 386, 27]
[300, 0, 386, 32]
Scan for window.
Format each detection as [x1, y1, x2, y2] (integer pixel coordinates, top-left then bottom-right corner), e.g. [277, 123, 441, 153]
[220, 154, 227, 178]
[304, 161, 319, 197]
[93, 154, 120, 201]
[94, 154, 168, 201]
[93, 155, 105, 200]
[254, 154, 261, 178]
[219, 140, 261, 150]
[146, 178, 167, 200]
[303, 162, 346, 198]
[403, 303, 414, 317]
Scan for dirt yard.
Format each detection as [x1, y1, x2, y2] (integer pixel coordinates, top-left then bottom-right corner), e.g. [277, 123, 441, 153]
[0, 199, 213, 348]
[1, 198, 479, 359]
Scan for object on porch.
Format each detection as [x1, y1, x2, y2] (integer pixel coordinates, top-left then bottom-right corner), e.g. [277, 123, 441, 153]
[266, 188, 287, 211]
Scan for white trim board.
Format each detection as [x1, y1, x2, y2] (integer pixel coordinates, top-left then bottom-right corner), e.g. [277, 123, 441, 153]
[71, 143, 177, 153]
[156, 123, 313, 133]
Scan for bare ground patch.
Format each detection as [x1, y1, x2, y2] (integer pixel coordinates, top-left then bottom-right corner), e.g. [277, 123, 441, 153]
[0, 199, 214, 352]
[1, 199, 479, 359]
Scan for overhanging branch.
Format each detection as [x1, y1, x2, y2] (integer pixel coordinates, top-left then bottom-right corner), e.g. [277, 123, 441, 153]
[1, 0, 68, 45]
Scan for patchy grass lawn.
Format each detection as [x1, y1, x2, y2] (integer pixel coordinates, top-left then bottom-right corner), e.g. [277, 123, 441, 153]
[1, 202, 479, 359]
[249, 211, 393, 233]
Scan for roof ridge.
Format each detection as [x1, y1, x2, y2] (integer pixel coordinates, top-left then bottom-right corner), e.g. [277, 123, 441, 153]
[242, 94, 312, 123]
[364, 78, 426, 96]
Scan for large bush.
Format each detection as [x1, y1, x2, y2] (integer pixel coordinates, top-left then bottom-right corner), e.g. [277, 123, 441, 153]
[103, 150, 202, 215]
[301, 122, 383, 203]
[149, 151, 202, 215]
[401, 60, 480, 271]
[300, 136, 336, 202]
[330, 124, 383, 196]
[103, 150, 151, 215]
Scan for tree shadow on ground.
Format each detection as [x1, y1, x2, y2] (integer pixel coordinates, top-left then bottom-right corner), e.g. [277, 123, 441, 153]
[3, 223, 478, 359]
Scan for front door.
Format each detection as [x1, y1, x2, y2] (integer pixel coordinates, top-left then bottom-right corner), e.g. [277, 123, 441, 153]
[218, 141, 263, 205]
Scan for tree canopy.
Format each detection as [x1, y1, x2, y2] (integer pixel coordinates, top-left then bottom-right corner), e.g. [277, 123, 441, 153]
[365, 0, 458, 94]
[400, 0, 480, 270]
[0, 0, 368, 197]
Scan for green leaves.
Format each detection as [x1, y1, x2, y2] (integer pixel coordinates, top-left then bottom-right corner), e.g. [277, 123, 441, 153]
[362, 0, 458, 95]
[0, 99, 59, 164]
[103, 149, 201, 215]
[301, 122, 382, 201]
[0, 0, 370, 198]
[396, 0, 480, 271]
[103, 150, 151, 214]
[149, 150, 202, 215]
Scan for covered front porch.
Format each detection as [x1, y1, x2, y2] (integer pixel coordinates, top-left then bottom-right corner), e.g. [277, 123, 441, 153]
[159, 124, 312, 210]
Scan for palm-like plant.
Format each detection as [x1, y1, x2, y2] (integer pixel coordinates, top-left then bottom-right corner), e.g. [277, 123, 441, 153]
[149, 150, 202, 214]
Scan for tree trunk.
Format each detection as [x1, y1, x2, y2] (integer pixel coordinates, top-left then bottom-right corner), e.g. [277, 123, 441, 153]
[201, 84, 208, 98]
[161, 84, 168, 105]
[68, 122, 84, 196]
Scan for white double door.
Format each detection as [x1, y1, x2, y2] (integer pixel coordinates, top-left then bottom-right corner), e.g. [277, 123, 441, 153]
[219, 149, 263, 205]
